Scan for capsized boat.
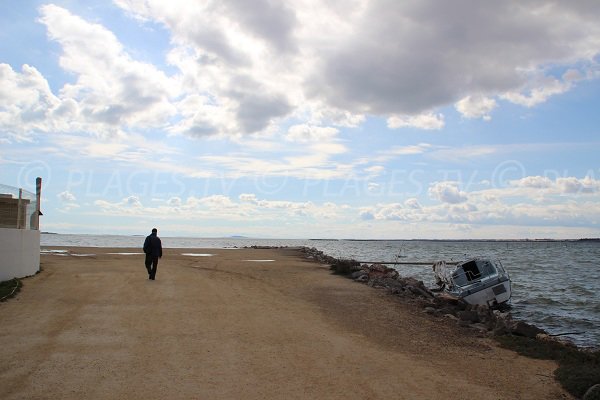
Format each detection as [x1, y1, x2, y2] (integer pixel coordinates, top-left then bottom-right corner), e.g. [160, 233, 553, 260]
[433, 258, 511, 308]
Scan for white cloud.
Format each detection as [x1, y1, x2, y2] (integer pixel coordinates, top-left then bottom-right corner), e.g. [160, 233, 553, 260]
[455, 95, 497, 120]
[58, 191, 76, 202]
[364, 165, 385, 177]
[0, 64, 61, 140]
[167, 197, 182, 207]
[92, 192, 350, 223]
[367, 182, 380, 192]
[57, 190, 79, 212]
[511, 176, 553, 189]
[556, 177, 596, 194]
[125, 195, 143, 207]
[357, 175, 600, 231]
[3, 1, 599, 143]
[429, 181, 468, 204]
[404, 198, 421, 209]
[509, 175, 599, 195]
[38, 5, 177, 136]
[375, 143, 432, 162]
[387, 113, 445, 130]
[239, 193, 258, 202]
[501, 75, 574, 107]
[285, 124, 338, 143]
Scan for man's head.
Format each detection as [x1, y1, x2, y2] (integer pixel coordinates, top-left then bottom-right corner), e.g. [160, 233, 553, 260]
[152, 228, 158, 234]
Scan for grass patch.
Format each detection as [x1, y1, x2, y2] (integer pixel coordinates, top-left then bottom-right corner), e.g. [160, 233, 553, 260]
[0, 278, 22, 301]
[496, 335, 600, 398]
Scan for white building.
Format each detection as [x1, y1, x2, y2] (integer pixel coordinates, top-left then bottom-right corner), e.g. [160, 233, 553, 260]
[0, 179, 41, 281]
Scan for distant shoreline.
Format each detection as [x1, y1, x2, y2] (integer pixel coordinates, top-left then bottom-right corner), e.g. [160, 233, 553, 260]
[41, 232, 600, 242]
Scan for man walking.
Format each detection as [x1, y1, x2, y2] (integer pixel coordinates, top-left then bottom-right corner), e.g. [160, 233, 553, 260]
[143, 228, 162, 280]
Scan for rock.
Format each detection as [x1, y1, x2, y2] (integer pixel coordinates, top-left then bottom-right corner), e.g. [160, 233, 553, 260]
[423, 307, 436, 314]
[457, 319, 472, 328]
[368, 278, 388, 289]
[473, 304, 491, 322]
[458, 310, 480, 323]
[351, 270, 367, 279]
[583, 384, 600, 400]
[435, 307, 457, 317]
[330, 259, 361, 275]
[369, 263, 387, 273]
[385, 269, 399, 279]
[354, 274, 369, 283]
[510, 321, 546, 338]
[470, 323, 489, 333]
[493, 326, 510, 336]
[406, 285, 434, 299]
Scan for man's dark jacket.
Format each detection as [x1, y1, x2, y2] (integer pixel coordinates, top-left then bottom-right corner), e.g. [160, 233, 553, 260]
[143, 233, 162, 258]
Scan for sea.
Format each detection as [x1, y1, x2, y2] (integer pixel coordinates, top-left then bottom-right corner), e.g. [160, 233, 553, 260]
[41, 234, 600, 349]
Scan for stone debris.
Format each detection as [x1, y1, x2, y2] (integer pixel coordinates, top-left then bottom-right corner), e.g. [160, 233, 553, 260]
[298, 246, 567, 342]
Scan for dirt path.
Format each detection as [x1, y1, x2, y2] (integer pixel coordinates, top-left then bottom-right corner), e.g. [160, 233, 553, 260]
[0, 247, 569, 399]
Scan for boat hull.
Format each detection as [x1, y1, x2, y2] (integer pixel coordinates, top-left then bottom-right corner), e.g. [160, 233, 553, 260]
[459, 278, 511, 307]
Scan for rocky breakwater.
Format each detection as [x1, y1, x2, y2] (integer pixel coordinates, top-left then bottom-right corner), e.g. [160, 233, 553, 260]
[299, 246, 546, 340]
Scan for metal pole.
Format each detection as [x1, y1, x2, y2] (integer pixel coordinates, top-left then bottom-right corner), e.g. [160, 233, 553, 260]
[34, 177, 42, 230]
[356, 261, 457, 266]
[17, 188, 23, 229]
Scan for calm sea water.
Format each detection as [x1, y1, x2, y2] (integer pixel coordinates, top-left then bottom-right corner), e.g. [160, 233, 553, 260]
[41, 234, 600, 348]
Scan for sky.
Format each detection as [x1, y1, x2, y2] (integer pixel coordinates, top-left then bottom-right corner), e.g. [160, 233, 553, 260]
[1, 1, 600, 239]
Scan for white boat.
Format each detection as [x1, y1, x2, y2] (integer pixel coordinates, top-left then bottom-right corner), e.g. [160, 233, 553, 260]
[433, 258, 511, 308]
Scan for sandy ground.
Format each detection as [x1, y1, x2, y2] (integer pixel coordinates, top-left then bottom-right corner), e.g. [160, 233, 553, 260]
[0, 247, 570, 399]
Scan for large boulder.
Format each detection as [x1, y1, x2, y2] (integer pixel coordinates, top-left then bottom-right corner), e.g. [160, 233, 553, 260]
[457, 310, 480, 323]
[510, 321, 546, 338]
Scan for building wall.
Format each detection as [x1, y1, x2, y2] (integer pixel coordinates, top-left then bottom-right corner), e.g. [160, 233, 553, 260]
[0, 228, 40, 281]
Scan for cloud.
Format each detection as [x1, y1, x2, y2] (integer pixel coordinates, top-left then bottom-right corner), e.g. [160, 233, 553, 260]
[285, 124, 339, 143]
[511, 176, 553, 189]
[387, 113, 444, 130]
[364, 165, 385, 177]
[93, 192, 349, 222]
[367, 182, 380, 193]
[4, 1, 599, 143]
[556, 177, 596, 194]
[57, 190, 79, 212]
[501, 74, 574, 107]
[310, 1, 600, 116]
[167, 197, 182, 207]
[222, 0, 298, 53]
[404, 198, 421, 209]
[239, 193, 258, 202]
[356, 174, 600, 229]
[429, 181, 468, 204]
[455, 95, 497, 120]
[509, 175, 599, 195]
[58, 191, 76, 202]
[375, 143, 432, 162]
[125, 195, 143, 207]
[38, 4, 177, 135]
[113, 0, 600, 137]
[115, 0, 297, 136]
[0, 64, 61, 140]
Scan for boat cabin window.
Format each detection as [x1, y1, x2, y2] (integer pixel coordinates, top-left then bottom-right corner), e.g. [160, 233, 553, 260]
[477, 260, 496, 277]
[461, 260, 481, 282]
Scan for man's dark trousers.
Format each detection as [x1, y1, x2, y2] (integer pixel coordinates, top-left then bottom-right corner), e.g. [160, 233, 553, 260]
[145, 254, 159, 280]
